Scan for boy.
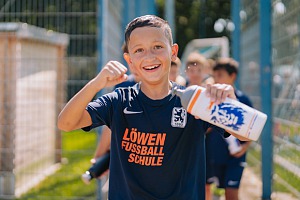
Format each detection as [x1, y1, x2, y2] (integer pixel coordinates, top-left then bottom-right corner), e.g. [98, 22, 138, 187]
[206, 57, 253, 200]
[170, 57, 186, 86]
[183, 52, 215, 200]
[58, 15, 247, 200]
[185, 52, 214, 87]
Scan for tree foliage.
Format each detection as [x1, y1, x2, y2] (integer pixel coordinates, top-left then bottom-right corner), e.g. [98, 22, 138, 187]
[156, 0, 231, 57]
[0, 0, 97, 56]
[1, 0, 231, 58]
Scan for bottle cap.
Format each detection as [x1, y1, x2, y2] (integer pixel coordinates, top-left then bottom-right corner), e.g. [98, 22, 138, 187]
[171, 85, 199, 109]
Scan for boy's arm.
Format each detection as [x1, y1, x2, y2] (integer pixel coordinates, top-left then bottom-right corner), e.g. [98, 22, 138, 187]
[93, 126, 111, 159]
[57, 61, 128, 132]
[232, 141, 252, 158]
[227, 132, 251, 141]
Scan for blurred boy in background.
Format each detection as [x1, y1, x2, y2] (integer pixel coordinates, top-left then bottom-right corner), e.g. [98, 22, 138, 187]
[184, 52, 215, 200]
[185, 52, 214, 87]
[170, 57, 186, 86]
[206, 57, 253, 200]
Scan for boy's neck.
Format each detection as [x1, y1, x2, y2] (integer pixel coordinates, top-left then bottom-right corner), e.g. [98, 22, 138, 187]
[140, 80, 172, 100]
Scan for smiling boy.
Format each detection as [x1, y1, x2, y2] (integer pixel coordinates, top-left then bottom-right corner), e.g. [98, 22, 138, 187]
[58, 15, 244, 200]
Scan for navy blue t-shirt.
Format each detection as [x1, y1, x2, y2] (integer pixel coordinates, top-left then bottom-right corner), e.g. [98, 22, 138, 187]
[83, 82, 224, 200]
[206, 89, 253, 164]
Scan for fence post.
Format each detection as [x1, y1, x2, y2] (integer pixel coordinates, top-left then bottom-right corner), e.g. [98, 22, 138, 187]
[259, 1, 273, 199]
[231, 0, 240, 89]
[165, 0, 175, 41]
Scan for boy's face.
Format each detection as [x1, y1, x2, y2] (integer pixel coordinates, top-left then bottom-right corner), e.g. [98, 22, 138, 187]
[123, 27, 178, 85]
[185, 62, 205, 86]
[213, 68, 236, 85]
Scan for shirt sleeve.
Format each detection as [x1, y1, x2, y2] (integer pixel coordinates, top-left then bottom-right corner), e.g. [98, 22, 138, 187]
[82, 91, 118, 131]
[223, 131, 230, 138]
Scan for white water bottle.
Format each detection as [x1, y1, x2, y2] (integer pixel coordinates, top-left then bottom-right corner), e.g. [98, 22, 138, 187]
[173, 85, 267, 141]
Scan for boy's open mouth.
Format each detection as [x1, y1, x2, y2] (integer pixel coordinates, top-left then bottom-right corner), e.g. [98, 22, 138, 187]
[143, 64, 160, 71]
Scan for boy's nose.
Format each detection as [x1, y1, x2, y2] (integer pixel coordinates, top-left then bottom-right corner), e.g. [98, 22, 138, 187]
[144, 50, 156, 60]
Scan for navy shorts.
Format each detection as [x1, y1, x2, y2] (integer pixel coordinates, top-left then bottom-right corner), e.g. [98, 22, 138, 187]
[207, 161, 246, 189]
[206, 160, 215, 184]
[214, 162, 246, 188]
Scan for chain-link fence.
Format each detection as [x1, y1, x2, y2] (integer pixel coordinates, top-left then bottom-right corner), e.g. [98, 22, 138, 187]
[0, 22, 71, 198]
[0, 0, 157, 199]
[0, 0, 98, 199]
[240, 0, 300, 199]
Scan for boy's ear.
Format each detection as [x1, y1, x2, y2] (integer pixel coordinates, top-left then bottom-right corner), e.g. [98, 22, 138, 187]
[231, 73, 237, 81]
[123, 53, 132, 65]
[171, 44, 179, 61]
[124, 53, 138, 76]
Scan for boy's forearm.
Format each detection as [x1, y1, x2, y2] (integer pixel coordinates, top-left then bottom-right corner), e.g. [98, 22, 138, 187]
[226, 130, 251, 141]
[57, 61, 128, 132]
[94, 126, 111, 158]
[57, 80, 104, 132]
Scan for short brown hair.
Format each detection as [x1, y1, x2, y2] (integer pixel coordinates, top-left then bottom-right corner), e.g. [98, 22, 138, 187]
[124, 15, 173, 53]
[213, 57, 239, 75]
[185, 52, 208, 69]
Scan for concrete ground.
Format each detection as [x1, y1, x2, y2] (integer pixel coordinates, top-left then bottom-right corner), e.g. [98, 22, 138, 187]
[101, 167, 298, 200]
[215, 168, 298, 200]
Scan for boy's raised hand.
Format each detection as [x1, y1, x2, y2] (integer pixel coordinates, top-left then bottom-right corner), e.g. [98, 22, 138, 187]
[57, 61, 128, 131]
[205, 83, 237, 104]
[91, 61, 128, 90]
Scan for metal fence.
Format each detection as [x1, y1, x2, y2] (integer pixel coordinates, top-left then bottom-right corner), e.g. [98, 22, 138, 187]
[240, 0, 300, 198]
[0, 0, 97, 199]
[0, 0, 156, 199]
[0, 22, 70, 199]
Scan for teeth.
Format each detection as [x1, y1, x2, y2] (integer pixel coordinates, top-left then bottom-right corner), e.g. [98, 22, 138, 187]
[144, 65, 158, 70]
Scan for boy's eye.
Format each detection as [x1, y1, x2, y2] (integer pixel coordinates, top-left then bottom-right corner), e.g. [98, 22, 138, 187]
[134, 48, 143, 53]
[154, 45, 163, 49]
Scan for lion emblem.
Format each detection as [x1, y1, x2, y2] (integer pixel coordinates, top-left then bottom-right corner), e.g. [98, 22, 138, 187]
[210, 103, 246, 131]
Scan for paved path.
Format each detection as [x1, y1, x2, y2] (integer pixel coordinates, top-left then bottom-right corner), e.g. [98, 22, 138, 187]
[238, 168, 262, 200]
[214, 168, 298, 200]
[239, 168, 297, 200]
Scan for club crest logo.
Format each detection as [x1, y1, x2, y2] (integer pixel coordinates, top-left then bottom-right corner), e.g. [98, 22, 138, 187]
[210, 103, 246, 131]
[171, 107, 187, 128]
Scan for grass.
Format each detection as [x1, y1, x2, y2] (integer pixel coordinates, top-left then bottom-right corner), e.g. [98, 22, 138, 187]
[247, 146, 300, 197]
[17, 130, 98, 200]
[277, 146, 300, 166]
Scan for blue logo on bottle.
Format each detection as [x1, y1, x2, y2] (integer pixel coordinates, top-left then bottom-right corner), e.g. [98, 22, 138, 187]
[210, 103, 246, 131]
